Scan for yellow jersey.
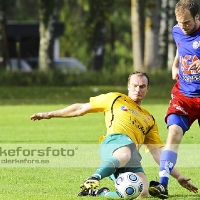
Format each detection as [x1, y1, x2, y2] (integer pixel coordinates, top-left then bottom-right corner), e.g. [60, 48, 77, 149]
[90, 92, 163, 151]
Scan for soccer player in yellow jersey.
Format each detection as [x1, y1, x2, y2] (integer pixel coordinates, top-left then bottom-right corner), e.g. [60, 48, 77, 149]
[30, 71, 198, 198]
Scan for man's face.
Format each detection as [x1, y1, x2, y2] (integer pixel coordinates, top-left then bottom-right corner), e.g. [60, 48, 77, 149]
[127, 74, 149, 104]
[176, 10, 199, 35]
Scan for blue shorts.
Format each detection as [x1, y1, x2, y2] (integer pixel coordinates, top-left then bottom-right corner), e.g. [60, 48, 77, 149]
[167, 114, 190, 133]
[100, 134, 144, 179]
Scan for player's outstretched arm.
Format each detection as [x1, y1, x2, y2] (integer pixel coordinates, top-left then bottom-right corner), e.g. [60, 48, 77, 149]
[171, 168, 198, 193]
[30, 102, 92, 121]
[149, 148, 198, 193]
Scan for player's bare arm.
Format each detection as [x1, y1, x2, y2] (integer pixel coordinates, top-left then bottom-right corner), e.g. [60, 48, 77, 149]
[149, 147, 161, 165]
[171, 168, 198, 193]
[172, 50, 179, 80]
[30, 102, 92, 120]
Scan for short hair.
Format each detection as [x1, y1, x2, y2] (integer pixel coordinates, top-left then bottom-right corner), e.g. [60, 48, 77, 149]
[175, 0, 199, 18]
[128, 71, 150, 86]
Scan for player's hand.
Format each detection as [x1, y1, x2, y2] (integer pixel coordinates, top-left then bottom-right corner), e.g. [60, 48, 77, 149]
[177, 175, 198, 193]
[30, 113, 51, 120]
[188, 60, 200, 72]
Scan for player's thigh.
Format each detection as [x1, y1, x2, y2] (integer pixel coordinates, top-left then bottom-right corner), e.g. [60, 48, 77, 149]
[124, 146, 142, 168]
[100, 134, 134, 160]
[167, 114, 190, 134]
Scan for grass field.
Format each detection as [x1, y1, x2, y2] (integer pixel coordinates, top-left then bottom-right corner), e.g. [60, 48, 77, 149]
[0, 86, 200, 199]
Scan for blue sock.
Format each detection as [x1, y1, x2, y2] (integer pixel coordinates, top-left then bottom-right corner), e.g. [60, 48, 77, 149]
[92, 157, 120, 180]
[159, 150, 177, 188]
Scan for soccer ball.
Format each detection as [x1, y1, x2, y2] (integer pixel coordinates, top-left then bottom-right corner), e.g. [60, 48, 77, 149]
[115, 172, 143, 199]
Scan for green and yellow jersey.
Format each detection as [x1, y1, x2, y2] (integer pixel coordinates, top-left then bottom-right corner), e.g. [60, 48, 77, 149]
[90, 92, 163, 152]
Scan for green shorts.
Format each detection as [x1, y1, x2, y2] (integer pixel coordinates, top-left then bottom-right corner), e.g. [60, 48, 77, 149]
[100, 133, 144, 179]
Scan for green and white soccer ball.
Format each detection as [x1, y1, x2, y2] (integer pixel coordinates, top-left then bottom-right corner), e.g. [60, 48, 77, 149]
[115, 172, 143, 199]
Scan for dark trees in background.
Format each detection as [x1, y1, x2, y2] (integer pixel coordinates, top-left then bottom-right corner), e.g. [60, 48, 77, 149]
[0, 0, 8, 69]
[131, 0, 145, 71]
[166, 0, 178, 70]
[2, 0, 184, 72]
[86, 0, 114, 71]
[38, 0, 59, 72]
[144, 0, 161, 71]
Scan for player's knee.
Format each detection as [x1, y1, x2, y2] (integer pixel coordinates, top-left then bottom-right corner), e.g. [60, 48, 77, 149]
[122, 152, 131, 161]
[112, 152, 131, 167]
[113, 147, 131, 167]
[117, 152, 131, 167]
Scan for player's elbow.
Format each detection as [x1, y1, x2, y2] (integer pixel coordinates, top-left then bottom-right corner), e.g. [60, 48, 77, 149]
[172, 74, 177, 80]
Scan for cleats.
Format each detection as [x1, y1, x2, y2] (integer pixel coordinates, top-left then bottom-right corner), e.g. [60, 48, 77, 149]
[77, 189, 90, 196]
[80, 176, 100, 191]
[93, 187, 110, 196]
[78, 176, 110, 197]
[149, 181, 168, 199]
[77, 187, 110, 197]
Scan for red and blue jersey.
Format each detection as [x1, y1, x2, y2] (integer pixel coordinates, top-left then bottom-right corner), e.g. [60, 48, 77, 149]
[172, 24, 200, 97]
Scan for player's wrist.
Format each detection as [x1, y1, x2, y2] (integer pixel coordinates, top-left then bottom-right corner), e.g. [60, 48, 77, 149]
[48, 112, 54, 118]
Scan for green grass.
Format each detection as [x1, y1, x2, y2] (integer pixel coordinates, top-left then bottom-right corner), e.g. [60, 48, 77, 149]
[0, 85, 172, 105]
[0, 86, 200, 199]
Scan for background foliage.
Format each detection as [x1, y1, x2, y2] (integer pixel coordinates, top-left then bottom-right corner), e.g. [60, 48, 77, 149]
[1, 0, 173, 73]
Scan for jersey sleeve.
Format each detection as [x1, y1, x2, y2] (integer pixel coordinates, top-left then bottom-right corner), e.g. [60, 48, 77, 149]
[143, 122, 164, 152]
[90, 93, 116, 112]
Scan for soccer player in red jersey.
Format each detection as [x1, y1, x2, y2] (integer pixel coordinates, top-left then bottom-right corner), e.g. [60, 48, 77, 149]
[149, 0, 200, 198]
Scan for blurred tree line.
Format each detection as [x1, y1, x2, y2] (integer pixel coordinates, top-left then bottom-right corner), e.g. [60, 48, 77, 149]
[1, 0, 200, 73]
